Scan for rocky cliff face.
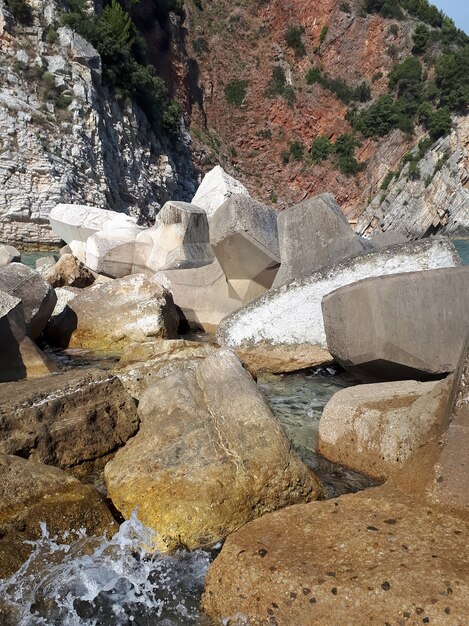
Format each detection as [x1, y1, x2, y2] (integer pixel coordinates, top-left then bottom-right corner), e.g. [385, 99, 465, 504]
[175, 0, 417, 215]
[356, 114, 469, 238]
[0, 0, 196, 246]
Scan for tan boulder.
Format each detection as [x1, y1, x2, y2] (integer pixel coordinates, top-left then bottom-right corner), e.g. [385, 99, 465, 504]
[44, 253, 95, 288]
[317, 377, 452, 480]
[202, 488, 469, 625]
[0, 454, 117, 578]
[44, 274, 179, 352]
[0, 369, 138, 474]
[116, 339, 217, 400]
[105, 349, 323, 551]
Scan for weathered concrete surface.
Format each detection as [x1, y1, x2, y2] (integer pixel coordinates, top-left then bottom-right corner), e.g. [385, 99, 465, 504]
[218, 238, 461, 374]
[86, 227, 144, 278]
[43, 253, 95, 288]
[116, 339, 217, 400]
[44, 274, 178, 352]
[0, 290, 56, 383]
[210, 194, 280, 296]
[0, 454, 117, 578]
[0, 369, 139, 472]
[133, 201, 213, 275]
[156, 257, 262, 332]
[202, 488, 469, 626]
[369, 230, 409, 248]
[105, 349, 323, 551]
[49, 204, 138, 261]
[191, 165, 250, 219]
[323, 266, 469, 381]
[273, 194, 371, 288]
[0, 263, 57, 339]
[318, 378, 452, 480]
[0, 244, 20, 267]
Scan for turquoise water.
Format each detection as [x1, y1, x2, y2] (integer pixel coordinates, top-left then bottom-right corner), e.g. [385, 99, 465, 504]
[454, 239, 469, 265]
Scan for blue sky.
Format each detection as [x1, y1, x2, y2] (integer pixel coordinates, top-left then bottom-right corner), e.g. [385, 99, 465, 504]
[432, 1, 469, 33]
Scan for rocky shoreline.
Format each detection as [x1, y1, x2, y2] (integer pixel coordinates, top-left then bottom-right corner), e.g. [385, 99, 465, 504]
[0, 166, 468, 624]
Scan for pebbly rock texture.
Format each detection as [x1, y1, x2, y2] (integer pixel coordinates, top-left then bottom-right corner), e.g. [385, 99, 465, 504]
[105, 349, 323, 551]
[132, 201, 213, 275]
[317, 378, 452, 480]
[49, 204, 138, 262]
[85, 227, 145, 278]
[0, 263, 56, 339]
[44, 274, 178, 352]
[43, 253, 95, 288]
[273, 193, 371, 288]
[0, 368, 139, 472]
[0, 11, 196, 247]
[322, 266, 469, 381]
[0, 290, 56, 382]
[0, 244, 20, 266]
[116, 339, 217, 400]
[218, 238, 461, 374]
[211, 193, 280, 296]
[191, 165, 250, 219]
[356, 116, 469, 239]
[0, 453, 117, 578]
[202, 488, 469, 626]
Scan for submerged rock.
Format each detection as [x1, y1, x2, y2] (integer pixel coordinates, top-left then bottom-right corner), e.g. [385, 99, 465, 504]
[323, 266, 469, 380]
[44, 274, 178, 352]
[0, 454, 117, 578]
[318, 378, 452, 480]
[105, 349, 323, 551]
[217, 238, 461, 374]
[0, 368, 139, 472]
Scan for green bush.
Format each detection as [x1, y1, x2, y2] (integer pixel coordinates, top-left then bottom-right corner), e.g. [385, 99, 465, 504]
[428, 106, 452, 139]
[193, 37, 209, 53]
[319, 25, 329, 46]
[412, 24, 430, 54]
[285, 25, 306, 58]
[305, 66, 371, 104]
[381, 170, 395, 190]
[310, 135, 333, 163]
[365, 0, 403, 20]
[354, 94, 398, 137]
[333, 134, 364, 176]
[266, 66, 296, 105]
[7, 0, 32, 24]
[340, 2, 351, 12]
[224, 80, 249, 107]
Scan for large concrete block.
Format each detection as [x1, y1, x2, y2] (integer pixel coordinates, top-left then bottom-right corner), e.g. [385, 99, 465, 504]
[133, 201, 213, 275]
[273, 193, 372, 287]
[86, 226, 144, 277]
[322, 266, 469, 380]
[0, 263, 57, 339]
[217, 238, 462, 374]
[211, 194, 280, 298]
[49, 204, 137, 261]
[0, 244, 20, 267]
[191, 165, 250, 219]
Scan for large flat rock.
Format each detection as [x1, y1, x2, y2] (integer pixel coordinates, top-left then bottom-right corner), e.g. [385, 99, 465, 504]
[105, 349, 323, 551]
[218, 238, 461, 374]
[323, 266, 469, 380]
[0, 368, 139, 472]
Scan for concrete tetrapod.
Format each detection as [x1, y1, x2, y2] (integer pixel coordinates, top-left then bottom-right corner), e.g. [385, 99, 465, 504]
[217, 238, 461, 374]
[322, 266, 469, 381]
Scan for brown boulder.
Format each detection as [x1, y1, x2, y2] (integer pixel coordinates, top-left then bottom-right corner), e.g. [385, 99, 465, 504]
[44, 253, 95, 288]
[0, 454, 117, 578]
[44, 274, 178, 352]
[317, 377, 452, 480]
[0, 368, 139, 473]
[105, 349, 323, 551]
